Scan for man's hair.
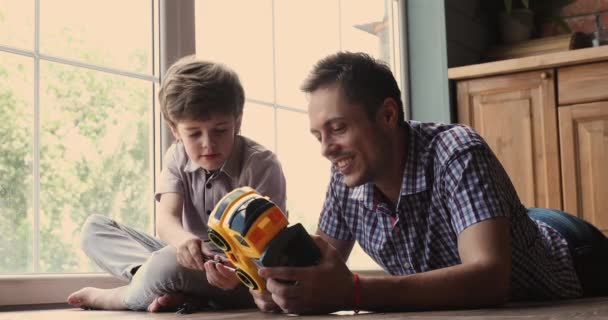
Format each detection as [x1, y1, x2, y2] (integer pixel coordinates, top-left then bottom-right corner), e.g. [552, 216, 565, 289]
[159, 56, 245, 128]
[301, 51, 403, 123]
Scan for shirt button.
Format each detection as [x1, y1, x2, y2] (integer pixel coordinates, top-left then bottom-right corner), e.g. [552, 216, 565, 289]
[206, 210, 211, 215]
[206, 183, 212, 189]
[403, 262, 411, 269]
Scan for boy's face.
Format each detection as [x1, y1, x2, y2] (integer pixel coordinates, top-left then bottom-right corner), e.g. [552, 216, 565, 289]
[308, 84, 390, 188]
[171, 113, 241, 171]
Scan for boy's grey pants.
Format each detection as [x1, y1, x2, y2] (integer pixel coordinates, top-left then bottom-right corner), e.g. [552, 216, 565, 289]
[81, 214, 252, 310]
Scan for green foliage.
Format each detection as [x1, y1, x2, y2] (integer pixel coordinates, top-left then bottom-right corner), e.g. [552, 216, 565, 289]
[1, 16, 154, 273]
[503, 0, 573, 13]
[504, 0, 529, 15]
[0, 59, 33, 273]
[502, 0, 574, 32]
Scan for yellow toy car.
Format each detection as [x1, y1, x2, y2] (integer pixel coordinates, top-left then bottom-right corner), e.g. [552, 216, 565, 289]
[207, 186, 321, 291]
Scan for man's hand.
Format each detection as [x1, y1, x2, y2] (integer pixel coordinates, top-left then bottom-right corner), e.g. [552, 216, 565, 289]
[258, 235, 355, 314]
[176, 237, 209, 270]
[250, 289, 281, 313]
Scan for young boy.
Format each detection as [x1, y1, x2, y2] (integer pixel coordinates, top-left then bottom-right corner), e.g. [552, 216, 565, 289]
[67, 56, 286, 312]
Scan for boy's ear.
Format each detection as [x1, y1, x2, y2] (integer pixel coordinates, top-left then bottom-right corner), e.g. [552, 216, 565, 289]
[169, 124, 180, 141]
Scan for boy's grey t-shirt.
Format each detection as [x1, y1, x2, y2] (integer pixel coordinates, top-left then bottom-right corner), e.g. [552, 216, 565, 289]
[155, 135, 287, 240]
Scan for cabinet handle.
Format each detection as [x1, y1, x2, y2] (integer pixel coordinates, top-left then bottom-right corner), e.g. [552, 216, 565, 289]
[540, 72, 551, 80]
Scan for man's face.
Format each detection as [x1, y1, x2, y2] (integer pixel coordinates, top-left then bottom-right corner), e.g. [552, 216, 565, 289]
[308, 84, 388, 187]
[171, 113, 241, 171]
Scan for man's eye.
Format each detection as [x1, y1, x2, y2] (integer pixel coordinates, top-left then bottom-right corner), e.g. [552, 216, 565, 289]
[214, 129, 228, 134]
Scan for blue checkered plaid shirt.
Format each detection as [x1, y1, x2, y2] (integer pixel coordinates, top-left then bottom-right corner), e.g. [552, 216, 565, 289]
[318, 121, 582, 300]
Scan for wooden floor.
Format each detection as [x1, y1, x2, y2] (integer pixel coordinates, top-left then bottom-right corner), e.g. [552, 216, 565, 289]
[2, 297, 608, 320]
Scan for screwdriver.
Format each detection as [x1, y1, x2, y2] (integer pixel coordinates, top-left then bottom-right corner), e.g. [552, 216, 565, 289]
[202, 252, 237, 272]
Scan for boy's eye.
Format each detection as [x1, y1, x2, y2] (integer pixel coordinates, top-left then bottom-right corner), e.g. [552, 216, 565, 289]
[331, 124, 346, 133]
[189, 132, 201, 138]
[214, 129, 228, 134]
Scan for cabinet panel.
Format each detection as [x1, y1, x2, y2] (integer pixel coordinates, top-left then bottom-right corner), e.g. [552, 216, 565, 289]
[559, 102, 608, 233]
[558, 62, 608, 106]
[457, 70, 562, 209]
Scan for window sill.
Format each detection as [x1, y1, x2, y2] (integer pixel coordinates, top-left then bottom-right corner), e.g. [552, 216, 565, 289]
[0, 274, 127, 306]
[0, 270, 387, 307]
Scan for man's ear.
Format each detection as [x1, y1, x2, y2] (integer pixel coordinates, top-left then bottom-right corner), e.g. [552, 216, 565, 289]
[378, 97, 400, 128]
[235, 115, 243, 135]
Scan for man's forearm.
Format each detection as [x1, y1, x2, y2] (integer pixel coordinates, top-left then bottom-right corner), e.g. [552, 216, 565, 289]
[358, 262, 510, 311]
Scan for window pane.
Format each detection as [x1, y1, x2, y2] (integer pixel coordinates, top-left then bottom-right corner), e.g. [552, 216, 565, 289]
[391, 0, 403, 93]
[39, 0, 152, 74]
[341, 1, 396, 64]
[274, 0, 340, 110]
[241, 102, 275, 152]
[0, 52, 34, 273]
[195, 0, 274, 103]
[0, 1, 34, 49]
[38, 61, 153, 273]
[276, 109, 328, 232]
[153, 0, 160, 78]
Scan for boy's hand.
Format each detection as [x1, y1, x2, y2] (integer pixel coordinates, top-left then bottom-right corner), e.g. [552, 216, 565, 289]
[250, 289, 281, 313]
[204, 256, 241, 290]
[176, 237, 209, 270]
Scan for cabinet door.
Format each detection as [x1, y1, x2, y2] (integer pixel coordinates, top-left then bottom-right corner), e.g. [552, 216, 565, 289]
[456, 70, 561, 209]
[559, 102, 608, 233]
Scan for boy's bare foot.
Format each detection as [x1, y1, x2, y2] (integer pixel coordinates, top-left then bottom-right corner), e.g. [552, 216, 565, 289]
[67, 286, 128, 310]
[147, 293, 187, 312]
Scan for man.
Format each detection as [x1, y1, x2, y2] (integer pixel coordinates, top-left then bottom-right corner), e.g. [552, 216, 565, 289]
[251, 52, 608, 314]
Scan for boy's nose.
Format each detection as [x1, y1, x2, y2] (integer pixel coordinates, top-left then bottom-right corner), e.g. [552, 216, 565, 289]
[200, 134, 213, 148]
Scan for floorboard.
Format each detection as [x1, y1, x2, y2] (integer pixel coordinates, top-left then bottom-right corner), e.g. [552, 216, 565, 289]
[1, 297, 608, 320]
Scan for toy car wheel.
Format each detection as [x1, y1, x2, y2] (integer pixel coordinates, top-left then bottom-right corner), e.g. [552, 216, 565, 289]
[208, 230, 231, 252]
[235, 268, 258, 290]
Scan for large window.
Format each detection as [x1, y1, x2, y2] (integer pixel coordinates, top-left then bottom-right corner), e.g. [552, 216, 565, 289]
[195, 0, 404, 270]
[0, 0, 159, 274]
[0, 0, 404, 280]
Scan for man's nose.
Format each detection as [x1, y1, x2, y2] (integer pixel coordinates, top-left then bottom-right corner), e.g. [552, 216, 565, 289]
[321, 138, 337, 158]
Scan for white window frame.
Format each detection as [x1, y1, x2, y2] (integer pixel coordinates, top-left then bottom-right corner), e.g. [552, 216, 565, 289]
[0, 0, 168, 306]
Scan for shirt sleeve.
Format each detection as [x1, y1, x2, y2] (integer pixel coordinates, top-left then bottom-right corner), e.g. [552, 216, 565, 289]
[318, 168, 354, 241]
[241, 150, 287, 216]
[154, 143, 184, 202]
[443, 143, 522, 235]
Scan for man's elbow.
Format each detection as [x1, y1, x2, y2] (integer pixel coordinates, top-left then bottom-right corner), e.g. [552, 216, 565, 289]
[486, 284, 510, 306]
[479, 263, 511, 306]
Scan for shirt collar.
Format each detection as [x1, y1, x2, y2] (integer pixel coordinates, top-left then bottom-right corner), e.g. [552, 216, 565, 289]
[183, 135, 244, 180]
[400, 121, 429, 196]
[348, 122, 430, 209]
[350, 183, 373, 207]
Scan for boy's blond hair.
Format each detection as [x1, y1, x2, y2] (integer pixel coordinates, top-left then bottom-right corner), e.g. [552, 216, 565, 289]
[159, 56, 245, 128]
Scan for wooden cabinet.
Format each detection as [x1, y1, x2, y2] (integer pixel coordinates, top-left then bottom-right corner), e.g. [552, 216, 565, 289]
[449, 47, 608, 228]
[559, 102, 608, 233]
[456, 70, 561, 209]
[558, 61, 608, 105]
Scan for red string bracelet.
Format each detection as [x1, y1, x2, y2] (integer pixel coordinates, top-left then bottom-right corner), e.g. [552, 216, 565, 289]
[353, 272, 360, 314]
